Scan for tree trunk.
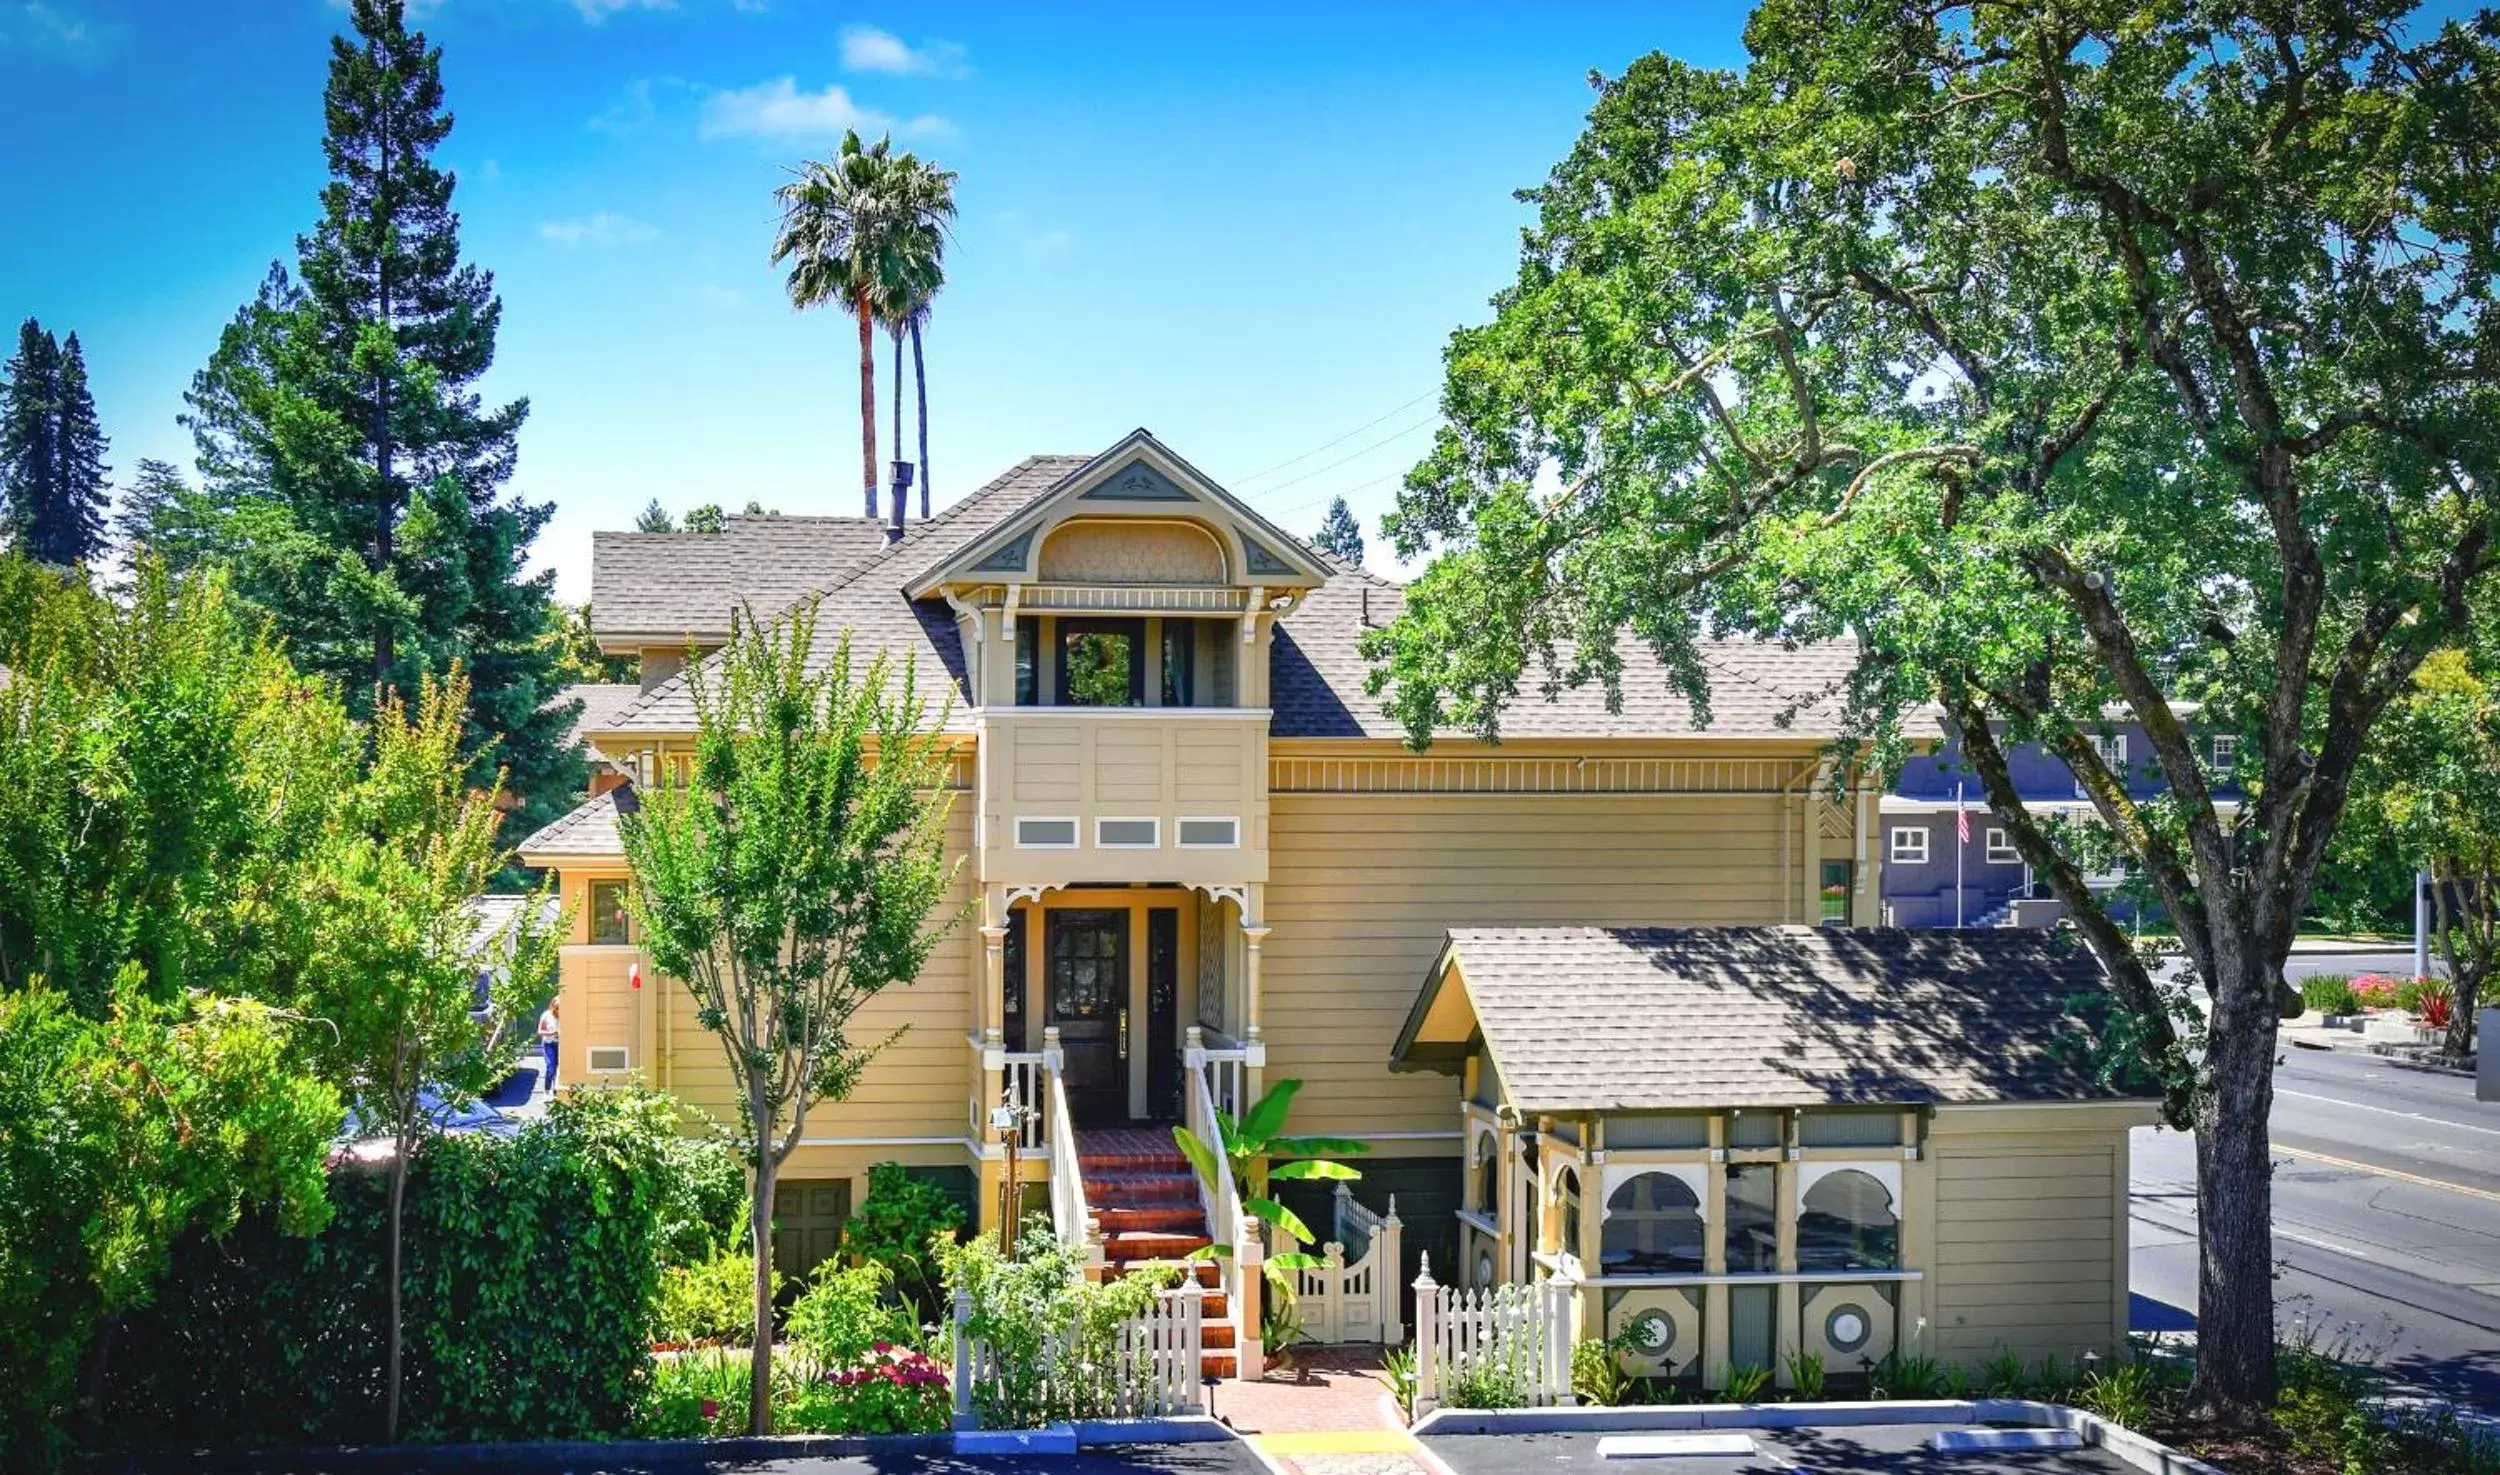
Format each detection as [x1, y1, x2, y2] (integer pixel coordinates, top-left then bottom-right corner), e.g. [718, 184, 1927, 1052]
[911, 317, 930, 517]
[856, 296, 878, 520]
[386, 1133, 409, 1442]
[373, 111, 397, 691]
[748, 1155, 780, 1436]
[2186, 945, 2281, 1421]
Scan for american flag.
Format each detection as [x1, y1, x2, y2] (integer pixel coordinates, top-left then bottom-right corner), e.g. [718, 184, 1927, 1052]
[1957, 785, 1971, 842]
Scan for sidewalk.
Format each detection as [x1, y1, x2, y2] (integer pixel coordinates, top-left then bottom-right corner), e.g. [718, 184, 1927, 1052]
[1218, 1348, 1438, 1475]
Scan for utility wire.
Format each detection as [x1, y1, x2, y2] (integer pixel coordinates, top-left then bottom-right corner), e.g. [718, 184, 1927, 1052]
[1230, 390, 1438, 487]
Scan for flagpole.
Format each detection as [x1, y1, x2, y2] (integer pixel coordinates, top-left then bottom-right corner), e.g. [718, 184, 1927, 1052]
[1955, 780, 1966, 929]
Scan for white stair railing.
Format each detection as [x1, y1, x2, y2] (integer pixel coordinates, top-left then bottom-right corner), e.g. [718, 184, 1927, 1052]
[1042, 1026, 1101, 1270]
[1183, 1025, 1262, 1377]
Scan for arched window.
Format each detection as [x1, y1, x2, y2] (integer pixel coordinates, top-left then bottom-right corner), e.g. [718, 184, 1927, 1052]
[1471, 1131, 1499, 1216]
[1797, 1170, 1899, 1271]
[1556, 1166, 1584, 1262]
[1602, 1172, 1704, 1273]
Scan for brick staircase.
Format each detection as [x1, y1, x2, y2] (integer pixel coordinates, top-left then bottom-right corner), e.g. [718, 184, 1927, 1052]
[1078, 1126, 1238, 1378]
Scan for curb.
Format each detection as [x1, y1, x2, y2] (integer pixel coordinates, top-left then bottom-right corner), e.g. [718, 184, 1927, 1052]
[1409, 1400, 2225, 1475]
[119, 1415, 1241, 1472]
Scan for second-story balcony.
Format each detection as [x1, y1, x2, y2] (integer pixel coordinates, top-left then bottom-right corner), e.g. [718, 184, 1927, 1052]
[974, 705, 1268, 887]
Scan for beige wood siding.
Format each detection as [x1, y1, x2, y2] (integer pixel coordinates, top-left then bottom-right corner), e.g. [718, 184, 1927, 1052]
[650, 808, 979, 1144]
[1264, 793, 1798, 1141]
[1926, 1109, 2134, 1366]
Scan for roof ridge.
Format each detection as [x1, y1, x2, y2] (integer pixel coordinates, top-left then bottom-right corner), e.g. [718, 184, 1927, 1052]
[592, 455, 1088, 733]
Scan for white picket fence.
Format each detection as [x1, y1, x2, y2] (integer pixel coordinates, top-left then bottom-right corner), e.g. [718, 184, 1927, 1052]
[1282, 1184, 1405, 1345]
[1410, 1256, 1576, 1414]
[949, 1284, 1205, 1428]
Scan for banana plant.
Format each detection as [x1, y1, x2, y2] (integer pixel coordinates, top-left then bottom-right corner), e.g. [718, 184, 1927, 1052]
[1171, 1078, 1367, 1275]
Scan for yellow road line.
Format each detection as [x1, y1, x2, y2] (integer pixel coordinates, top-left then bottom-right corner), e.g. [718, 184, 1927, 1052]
[1253, 1429, 1423, 1456]
[2272, 1141, 2500, 1205]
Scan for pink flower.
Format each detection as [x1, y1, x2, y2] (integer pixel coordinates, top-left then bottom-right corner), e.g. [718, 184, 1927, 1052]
[700, 1399, 719, 1420]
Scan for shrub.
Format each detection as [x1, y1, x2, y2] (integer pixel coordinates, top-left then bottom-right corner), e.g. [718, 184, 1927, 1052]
[936, 1219, 1173, 1428]
[654, 1130, 748, 1269]
[101, 1088, 681, 1451]
[841, 1162, 966, 1320]
[1719, 1363, 1772, 1403]
[1783, 1349, 1826, 1401]
[1869, 1353, 1960, 1399]
[1571, 1337, 1632, 1406]
[636, 1348, 751, 1439]
[2074, 1358, 2162, 1428]
[656, 1249, 777, 1347]
[2352, 973, 2406, 1009]
[1382, 1346, 1419, 1420]
[1443, 1351, 1535, 1409]
[783, 1343, 951, 1434]
[2303, 974, 2362, 1015]
[787, 1258, 915, 1364]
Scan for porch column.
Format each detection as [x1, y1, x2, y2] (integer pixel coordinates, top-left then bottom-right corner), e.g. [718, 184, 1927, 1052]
[1241, 892, 1271, 1102]
[974, 886, 1010, 1236]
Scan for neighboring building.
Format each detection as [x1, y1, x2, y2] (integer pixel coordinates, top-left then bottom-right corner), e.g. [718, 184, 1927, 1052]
[1390, 926, 2155, 1382]
[521, 429, 2142, 1389]
[1882, 719, 2243, 928]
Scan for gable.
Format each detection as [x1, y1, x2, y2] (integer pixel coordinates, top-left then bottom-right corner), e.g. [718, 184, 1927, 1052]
[909, 430, 1333, 595]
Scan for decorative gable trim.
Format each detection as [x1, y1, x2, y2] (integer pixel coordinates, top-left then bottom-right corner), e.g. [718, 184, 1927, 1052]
[1078, 460, 1195, 502]
[910, 428, 1333, 596]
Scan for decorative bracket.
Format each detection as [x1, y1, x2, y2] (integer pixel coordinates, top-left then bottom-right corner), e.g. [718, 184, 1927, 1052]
[1192, 882, 1250, 912]
[1003, 883, 1058, 910]
[1241, 586, 1265, 644]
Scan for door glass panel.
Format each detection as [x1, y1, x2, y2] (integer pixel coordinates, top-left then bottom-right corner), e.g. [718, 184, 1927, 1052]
[1002, 909, 1027, 1051]
[1059, 621, 1142, 707]
[1160, 621, 1196, 707]
[1724, 1164, 1779, 1273]
[1148, 908, 1179, 1118]
[1049, 911, 1125, 1018]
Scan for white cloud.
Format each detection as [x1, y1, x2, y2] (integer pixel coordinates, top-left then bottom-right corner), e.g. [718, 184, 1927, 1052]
[0, 2, 117, 54]
[589, 79, 660, 135]
[539, 212, 662, 247]
[700, 76, 904, 140]
[839, 24, 967, 78]
[572, 0, 676, 21]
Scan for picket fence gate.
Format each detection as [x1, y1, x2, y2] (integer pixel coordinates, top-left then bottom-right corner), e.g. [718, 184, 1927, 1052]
[949, 1283, 1205, 1428]
[1284, 1185, 1405, 1345]
[1409, 1256, 1576, 1414]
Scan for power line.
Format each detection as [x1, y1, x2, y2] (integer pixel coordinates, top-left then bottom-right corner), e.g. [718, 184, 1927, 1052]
[1231, 390, 1438, 487]
[1247, 413, 1440, 503]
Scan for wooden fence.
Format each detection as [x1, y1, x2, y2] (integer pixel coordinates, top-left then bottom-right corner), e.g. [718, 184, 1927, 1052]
[949, 1284, 1205, 1429]
[1284, 1184, 1404, 1345]
[1410, 1256, 1577, 1414]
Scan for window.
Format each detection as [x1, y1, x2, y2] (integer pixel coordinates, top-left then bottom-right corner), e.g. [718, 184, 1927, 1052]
[1056, 619, 1145, 707]
[1796, 1170, 1899, 1272]
[1723, 1164, 1780, 1273]
[2079, 732, 2128, 796]
[1985, 827, 2019, 865]
[1015, 817, 1079, 848]
[1556, 1166, 1584, 1262]
[1601, 1172, 1704, 1273]
[1002, 909, 1028, 1052]
[1819, 860, 1852, 924]
[1096, 817, 1159, 849]
[2212, 734, 2239, 773]
[1160, 620, 1196, 707]
[1889, 827, 1929, 865]
[1471, 1132, 1499, 1216]
[1014, 621, 1038, 705]
[1176, 817, 1240, 849]
[589, 880, 631, 945]
[586, 1045, 630, 1074]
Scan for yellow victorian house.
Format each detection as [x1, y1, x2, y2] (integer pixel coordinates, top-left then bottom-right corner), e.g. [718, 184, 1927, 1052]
[523, 430, 2153, 1388]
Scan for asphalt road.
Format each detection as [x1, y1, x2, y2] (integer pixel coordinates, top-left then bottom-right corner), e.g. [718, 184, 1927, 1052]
[2130, 1047, 2500, 1410]
[163, 1443, 1268, 1475]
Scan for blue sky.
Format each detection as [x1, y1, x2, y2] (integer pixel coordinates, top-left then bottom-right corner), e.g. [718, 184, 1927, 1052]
[0, 0, 1749, 602]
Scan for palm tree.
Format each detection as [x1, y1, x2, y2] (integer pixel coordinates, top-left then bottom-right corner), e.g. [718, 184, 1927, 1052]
[773, 130, 907, 519]
[876, 154, 956, 517]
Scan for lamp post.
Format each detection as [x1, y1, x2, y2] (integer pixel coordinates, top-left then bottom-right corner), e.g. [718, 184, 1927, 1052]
[990, 1094, 1033, 1256]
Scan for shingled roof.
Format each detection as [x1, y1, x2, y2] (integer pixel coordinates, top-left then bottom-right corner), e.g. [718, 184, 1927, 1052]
[591, 514, 893, 645]
[517, 788, 633, 863]
[1392, 926, 2135, 1112]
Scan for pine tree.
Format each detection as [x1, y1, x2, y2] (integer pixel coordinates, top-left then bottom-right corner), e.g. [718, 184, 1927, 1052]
[1, 320, 60, 559]
[1312, 496, 1364, 566]
[633, 498, 675, 532]
[0, 321, 111, 568]
[113, 458, 192, 555]
[181, 0, 578, 838]
[38, 334, 111, 567]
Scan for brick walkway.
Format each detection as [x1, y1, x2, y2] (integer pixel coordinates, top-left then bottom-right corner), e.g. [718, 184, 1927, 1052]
[1216, 1347, 1439, 1475]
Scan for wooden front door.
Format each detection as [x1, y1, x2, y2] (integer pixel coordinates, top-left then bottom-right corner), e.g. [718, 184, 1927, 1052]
[1047, 909, 1130, 1123]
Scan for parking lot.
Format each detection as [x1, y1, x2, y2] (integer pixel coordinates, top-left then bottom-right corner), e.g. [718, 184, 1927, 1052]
[1420, 1427, 2145, 1475]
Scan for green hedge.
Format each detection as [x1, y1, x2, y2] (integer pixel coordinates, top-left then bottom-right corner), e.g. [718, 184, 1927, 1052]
[101, 1091, 681, 1452]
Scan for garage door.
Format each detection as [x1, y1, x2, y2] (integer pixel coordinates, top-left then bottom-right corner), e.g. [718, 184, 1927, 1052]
[772, 1178, 852, 1285]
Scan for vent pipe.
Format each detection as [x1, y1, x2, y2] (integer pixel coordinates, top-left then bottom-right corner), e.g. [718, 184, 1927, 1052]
[886, 461, 915, 544]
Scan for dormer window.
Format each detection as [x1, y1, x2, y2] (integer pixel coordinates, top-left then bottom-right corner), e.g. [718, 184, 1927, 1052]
[1059, 619, 1145, 707]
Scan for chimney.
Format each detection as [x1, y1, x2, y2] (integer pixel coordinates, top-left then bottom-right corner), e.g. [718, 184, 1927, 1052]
[886, 460, 915, 544]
